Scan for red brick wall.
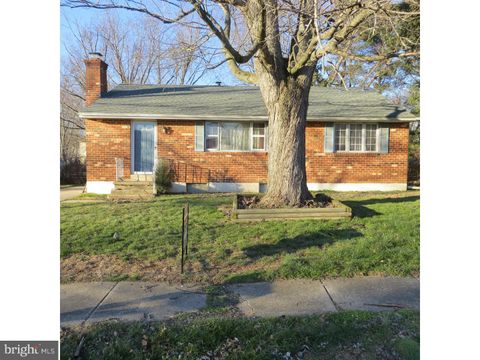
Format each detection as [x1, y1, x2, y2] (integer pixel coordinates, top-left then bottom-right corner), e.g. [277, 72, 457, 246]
[85, 119, 131, 181]
[306, 122, 409, 184]
[158, 120, 268, 183]
[85, 119, 409, 185]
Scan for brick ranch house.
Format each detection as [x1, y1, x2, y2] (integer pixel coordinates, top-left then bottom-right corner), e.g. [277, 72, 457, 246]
[79, 53, 418, 195]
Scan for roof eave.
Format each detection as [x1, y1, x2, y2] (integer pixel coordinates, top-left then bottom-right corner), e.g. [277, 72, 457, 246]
[78, 113, 269, 121]
[78, 112, 418, 122]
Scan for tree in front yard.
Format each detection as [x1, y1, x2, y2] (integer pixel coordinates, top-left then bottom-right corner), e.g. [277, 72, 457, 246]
[63, 0, 419, 207]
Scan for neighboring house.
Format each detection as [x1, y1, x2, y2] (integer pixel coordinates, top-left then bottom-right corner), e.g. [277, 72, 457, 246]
[79, 53, 418, 194]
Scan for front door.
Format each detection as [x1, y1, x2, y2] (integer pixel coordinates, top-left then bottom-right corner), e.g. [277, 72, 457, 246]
[132, 122, 156, 173]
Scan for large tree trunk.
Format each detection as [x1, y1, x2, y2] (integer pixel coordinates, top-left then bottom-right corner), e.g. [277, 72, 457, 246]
[259, 69, 315, 207]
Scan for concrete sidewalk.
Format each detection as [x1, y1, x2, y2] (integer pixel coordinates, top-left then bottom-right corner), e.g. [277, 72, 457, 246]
[60, 186, 85, 201]
[61, 277, 419, 327]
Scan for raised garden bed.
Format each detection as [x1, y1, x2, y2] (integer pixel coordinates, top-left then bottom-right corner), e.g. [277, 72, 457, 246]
[231, 194, 352, 221]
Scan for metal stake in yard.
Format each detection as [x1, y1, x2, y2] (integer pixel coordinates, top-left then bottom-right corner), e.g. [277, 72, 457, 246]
[181, 202, 189, 274]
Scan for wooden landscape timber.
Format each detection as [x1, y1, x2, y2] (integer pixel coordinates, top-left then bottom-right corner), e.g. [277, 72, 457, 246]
[231, 194, 351, 221]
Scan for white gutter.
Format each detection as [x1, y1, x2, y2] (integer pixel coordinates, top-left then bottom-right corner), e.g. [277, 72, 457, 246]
[78, 112, 418, 122]
[78, 112, 269, 121]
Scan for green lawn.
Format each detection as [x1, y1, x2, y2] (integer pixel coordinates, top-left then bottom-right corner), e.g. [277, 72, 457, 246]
[61, 310, 420, 360]
[60, 190, 419, 283]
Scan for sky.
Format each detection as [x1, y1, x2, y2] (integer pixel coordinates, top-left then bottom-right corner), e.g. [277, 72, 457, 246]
[60, 5, 239, 86]
[60, 3, 416, 101]
[60, 7, 97, 57]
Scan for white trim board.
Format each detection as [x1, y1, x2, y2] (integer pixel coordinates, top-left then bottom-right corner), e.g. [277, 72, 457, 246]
[86, 181, 115, 194]
[307, 183, 407, 192]
[78, 112, 418, 123]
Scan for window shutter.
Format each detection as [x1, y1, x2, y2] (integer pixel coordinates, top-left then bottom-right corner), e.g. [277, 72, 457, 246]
[324, 123, 334, 152]
[195, 121, 205, 151]
[378, 124, 389, 153]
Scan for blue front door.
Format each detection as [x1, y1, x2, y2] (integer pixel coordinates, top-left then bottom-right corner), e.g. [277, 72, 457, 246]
[133, 122, 155, 173]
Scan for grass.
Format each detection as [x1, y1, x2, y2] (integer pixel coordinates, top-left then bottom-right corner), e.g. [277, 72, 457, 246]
[73, 193, 108, 199]
[60, 190, 419, 283]
[61, 310, 419, 359]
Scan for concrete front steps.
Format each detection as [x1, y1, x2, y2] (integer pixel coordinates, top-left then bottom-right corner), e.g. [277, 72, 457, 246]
[129, 174, 153, 182]
[109, 176, 155, 200]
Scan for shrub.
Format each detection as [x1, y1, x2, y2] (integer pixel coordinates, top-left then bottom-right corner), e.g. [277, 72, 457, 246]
[408, 124, 420, 186]
[154, 158, 173, 194]
[60, 158, 86, 185]
[408, 152, 420, 186]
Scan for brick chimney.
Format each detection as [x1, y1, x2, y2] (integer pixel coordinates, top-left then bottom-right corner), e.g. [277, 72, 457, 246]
[84, 52, 108, 106]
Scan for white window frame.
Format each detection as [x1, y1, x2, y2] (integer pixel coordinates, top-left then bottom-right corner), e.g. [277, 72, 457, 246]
[348, 123, 363, 152]
[205, 121, 220, 151]
[252, 122, 267, 151]
[365, 123, 378, 152]
[204, 121, 267, 152]
[334, 123, 348, 152]
[334, 123, 379, 153]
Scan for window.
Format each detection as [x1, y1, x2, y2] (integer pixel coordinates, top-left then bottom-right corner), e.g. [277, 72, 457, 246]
[334, 124, 378, 152]
[220, 122, 250, 150]
[252, 123, 266, 150]
[365, 124, 377, 151]
[204, 122, 267, 151]
[349, 124, 363, 151]
[335, 124, 347, 151]
[205, 122, 219, 150]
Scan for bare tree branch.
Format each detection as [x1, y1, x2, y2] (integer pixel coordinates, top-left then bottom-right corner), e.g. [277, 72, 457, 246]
[330, 49, 419, 62]
[191, 0, 263, 65]
[63, 0, 196, 24]
[61, 85, 85, 101]
[61, 116, 85, 130]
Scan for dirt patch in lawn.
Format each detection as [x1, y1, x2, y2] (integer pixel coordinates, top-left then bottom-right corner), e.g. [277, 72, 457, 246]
[61, 254, 176, 283]
[61, 254, 280, 284]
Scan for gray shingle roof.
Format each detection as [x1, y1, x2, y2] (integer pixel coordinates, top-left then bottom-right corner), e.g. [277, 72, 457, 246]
[79, 84, 417, 122]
